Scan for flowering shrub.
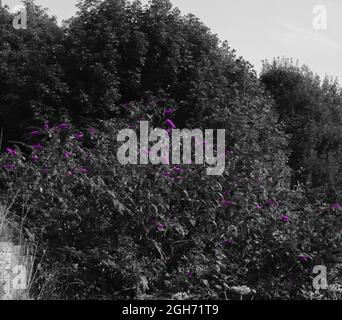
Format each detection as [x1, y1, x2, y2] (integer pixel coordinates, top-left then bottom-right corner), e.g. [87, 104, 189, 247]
[0, 97, 340, 300]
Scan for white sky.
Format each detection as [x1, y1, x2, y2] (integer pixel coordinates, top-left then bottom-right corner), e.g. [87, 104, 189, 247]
[3, 0, 342, 81]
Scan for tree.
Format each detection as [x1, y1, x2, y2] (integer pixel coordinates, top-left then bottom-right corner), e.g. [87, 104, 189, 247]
[261, 58, 342, 202]
[0, 1, 68, 144]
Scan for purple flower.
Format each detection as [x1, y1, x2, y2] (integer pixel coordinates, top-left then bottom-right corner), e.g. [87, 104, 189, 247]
[298, 255, 310, 263]
[67, 170, 74, 176]
[186, 271, 193, 278]
[63, 151, 72, 159]
[148, 216, 157, 225]
[121, 102, 129, 109]
[3, 163, 16, 171]
[223, 191, 230, 196]
[266, 199, 274, 206]
[31, 155, 40, 162]
[222, 200, 234, 207]
[5, 148, 17, 157]
[165, 119, 176, 129]
[41, 168, 49, 175]
[220, 239, 233, 246]
[58, 123, 69, 130]
[43, 122, 49, 131]
[173, 166, 182, 174]
[281, 215, 289, 223]
[162, 171, 171, 177]
[256, 204, 262, 210]
[156, 223, 166, 231]
[32, 144, 44, 150]
[79, 168, 88, 174]
[87, 127, 96, 135]
[330, 202, 341, 210]
[163, 108, 175, 117]
[74, 132, 84, 141]
[30, 131, 40, 137]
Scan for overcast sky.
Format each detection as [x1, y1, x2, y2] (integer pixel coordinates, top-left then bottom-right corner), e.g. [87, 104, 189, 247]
[3, 0, 342, 81]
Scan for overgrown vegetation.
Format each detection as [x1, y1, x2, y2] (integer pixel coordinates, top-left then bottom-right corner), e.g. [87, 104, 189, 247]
[0, 0, 341, 299]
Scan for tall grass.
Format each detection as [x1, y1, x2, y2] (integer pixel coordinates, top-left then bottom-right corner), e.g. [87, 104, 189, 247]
[0, 203, 35, 300]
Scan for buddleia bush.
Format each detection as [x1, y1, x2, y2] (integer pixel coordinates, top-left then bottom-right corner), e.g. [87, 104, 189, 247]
[0, 95, 340, 300]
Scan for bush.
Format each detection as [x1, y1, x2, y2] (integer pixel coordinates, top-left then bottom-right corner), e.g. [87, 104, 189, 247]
[0, 96, 340, 299]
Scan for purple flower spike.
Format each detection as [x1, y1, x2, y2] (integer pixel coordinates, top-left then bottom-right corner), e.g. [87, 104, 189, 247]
[74, 132, 84, 141]
[281, 215, 289, 223]
[156, 223, 166, 231]
[87, 127, 96, 135]
[67, 170, 74, 176]
[79, 168, 88, 174]
[57, 123, 69, 130]
[121, 102, 129, 109]
[186, 271, 193, 278]
[256, 204, 262, 210]
[30, 131, 40, 137]
[330, 202, 341, 210]
[32, 144, 44, 150]
[148, 216, 157, 225]
[173, 166, 182, 174]
[266, 199, 274, 206]
[41, 168, 49, 175]
[222, 200, 234, 207]
[165, 119, 176, 129]
[221, 239, 233, 246]
[163, 108, 175, 117]
[5, 148, 17, 157]
[63, 151, 72, 159]
[31, 155, 40, 162]
[298, 255, 310, 263]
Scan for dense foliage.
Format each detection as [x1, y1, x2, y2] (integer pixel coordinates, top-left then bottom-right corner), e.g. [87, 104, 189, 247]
[261, 58, 342, 203]
[0, 0, 341, 300]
